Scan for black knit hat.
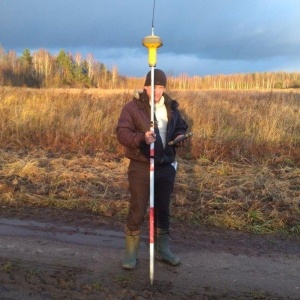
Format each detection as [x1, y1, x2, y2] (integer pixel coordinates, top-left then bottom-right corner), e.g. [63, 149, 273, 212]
[144, 69, 167, 87]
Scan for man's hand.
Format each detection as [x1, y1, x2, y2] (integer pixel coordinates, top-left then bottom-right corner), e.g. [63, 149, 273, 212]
[145, 130, 156, 145]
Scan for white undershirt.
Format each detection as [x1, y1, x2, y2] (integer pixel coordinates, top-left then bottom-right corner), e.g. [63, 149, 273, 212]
[154, 96, 168, 148]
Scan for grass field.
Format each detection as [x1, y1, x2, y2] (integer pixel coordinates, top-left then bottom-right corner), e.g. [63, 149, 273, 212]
[0, 87, 299, 234]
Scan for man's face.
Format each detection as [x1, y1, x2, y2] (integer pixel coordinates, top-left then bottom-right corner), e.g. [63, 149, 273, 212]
[145, 85, 165, 103]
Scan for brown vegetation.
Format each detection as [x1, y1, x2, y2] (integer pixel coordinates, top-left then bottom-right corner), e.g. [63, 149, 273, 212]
[0, 87, 299, 234]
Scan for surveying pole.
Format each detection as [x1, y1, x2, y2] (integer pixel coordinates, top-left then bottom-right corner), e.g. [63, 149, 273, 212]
[142, 29, 163, 285]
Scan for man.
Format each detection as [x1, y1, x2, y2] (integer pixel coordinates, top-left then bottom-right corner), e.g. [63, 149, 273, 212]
[116, 69, 189, 269]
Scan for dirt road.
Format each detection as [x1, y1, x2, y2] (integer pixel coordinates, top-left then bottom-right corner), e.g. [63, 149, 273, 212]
[0, 207, 299, 299]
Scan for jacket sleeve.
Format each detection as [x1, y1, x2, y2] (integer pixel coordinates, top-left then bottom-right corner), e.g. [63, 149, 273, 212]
[116, 105, 146, 149]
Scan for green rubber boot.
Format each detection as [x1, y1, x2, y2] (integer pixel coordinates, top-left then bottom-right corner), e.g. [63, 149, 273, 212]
[155, 229, 181, 266]
[122, 233, 141, 270]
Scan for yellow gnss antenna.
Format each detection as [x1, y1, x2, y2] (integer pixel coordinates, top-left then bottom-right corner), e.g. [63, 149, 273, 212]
[142, 0, 163, 67]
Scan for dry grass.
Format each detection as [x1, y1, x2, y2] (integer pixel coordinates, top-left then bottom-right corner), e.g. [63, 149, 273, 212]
[0, 87, 299, 233]
[171, 89, 300, 162]
[174, 158, 299, 233]
[0, 87, 132, 153]
[0, 149, 130, 217]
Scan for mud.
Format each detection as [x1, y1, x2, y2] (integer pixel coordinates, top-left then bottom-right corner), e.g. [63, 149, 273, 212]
[0, 206, 299, 299]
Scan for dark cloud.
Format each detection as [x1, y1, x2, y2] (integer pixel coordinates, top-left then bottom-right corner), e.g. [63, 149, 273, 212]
[1, 0, 300, 76]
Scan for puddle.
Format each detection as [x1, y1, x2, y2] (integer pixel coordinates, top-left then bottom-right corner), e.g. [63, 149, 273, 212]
[0, 217, 127, 249]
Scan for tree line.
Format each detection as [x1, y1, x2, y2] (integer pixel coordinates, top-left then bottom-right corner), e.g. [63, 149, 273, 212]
[0, 47, 125, 88]
[1, 46, 300, 89]
[167, 72, 300, 90]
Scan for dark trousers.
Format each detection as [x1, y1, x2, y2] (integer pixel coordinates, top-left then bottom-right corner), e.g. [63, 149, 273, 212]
[126, 160, 176, 234]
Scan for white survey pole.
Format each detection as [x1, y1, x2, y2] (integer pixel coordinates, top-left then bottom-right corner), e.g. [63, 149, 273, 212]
[142, 28, 163, 285]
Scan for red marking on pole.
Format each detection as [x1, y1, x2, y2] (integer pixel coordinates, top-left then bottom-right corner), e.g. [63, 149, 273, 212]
[149, 207, 155, 243]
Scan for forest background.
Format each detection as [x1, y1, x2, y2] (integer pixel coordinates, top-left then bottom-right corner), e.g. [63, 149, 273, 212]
[2, 47, 300, 90]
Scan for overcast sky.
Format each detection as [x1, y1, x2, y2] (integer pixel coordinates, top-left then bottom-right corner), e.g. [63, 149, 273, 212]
[1, 0, 300, 77]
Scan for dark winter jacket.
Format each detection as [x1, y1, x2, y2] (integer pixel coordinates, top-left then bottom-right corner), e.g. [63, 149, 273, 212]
[116, 90, 188, 165]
